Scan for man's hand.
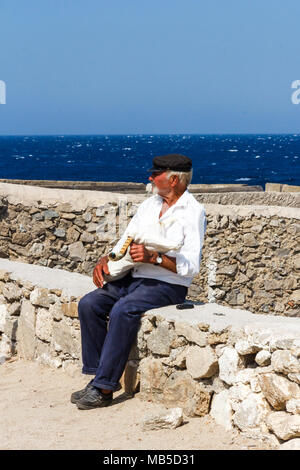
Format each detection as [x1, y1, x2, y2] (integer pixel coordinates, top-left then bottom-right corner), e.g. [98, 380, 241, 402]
[93, 255, 110, 288]
[129, 242, 152, 263]
[130, 242, 177, 273]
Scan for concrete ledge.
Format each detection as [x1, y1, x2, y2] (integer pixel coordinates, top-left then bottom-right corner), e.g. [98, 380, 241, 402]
[0, 182, 146, 209]
[195, 191, 300, 208]
[145, 302, 300, 337]
[0, 179, 147, 193]
[1, 182, 300, 215]
[203, 203, 300, 220]
[0, 179, 263, 193]
[266, 183, 300, 193]
[0, 259, 94, 297]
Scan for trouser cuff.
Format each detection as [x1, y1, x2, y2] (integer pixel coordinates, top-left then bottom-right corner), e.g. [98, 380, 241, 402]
[82, 367, 97, 375]
[92, 379, 118, 391]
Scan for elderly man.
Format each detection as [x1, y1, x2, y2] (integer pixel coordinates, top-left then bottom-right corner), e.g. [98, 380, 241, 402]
[71, 154, 206, 410]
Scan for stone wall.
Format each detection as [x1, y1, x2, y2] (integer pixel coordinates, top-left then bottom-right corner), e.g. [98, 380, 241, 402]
[190, 206, 300, 317]
[0, 259, 299, 447]
[0, 182, 299, 316]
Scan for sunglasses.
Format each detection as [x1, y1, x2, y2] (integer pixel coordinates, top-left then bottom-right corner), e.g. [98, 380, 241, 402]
[151, 171, 166, 177]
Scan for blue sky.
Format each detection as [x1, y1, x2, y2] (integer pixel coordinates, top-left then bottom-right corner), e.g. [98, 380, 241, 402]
[1, 0, 300, 134]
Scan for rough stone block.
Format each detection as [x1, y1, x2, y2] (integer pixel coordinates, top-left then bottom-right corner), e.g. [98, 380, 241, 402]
[81, 232, 95, 243]
[43, 209, 59, 220]
[0, 303, 8, 332]
[243, 233, 259, 247]
[271, 350, 300, 375]
[61, 302, 78, 318]
[267, 411, 300, 440]
[183, 383, 212, 417]
[52, 319, 80, 358]
[120, 360, 139, 397]
[229, 383, 252, 406]
[163, 370, 196, 410]
[255, 350, 271, 366]
[12, 232, 32, 246]
[60, 212, 76, 220]
[139, 318, 154, 335]
[233, 393, 270, 432]
[259, 373, 300, 410]
[30, 287, 55, 308]
[291, 290, 300, 303]
[49, 302, 63, 321]
[235, 339, 259, 355]
[264, 280, 283, 291]
[186, 345, 218, 379]
[279, 438, 300, 450]
[54, 228, 66, 238]
[8, 301, 21, 316]
[174, 321, 207, 347]
[171, 348, 187, 368]
[288, 373, 300, 385]
[139, 357, 167, 402]
[210, 389, 233, 431]
[68, 241, 86, 261]
[219, 347, 240, 385]
[16, 300, 36, 360]
[0, 333, 12, 360]
[286, 398, 300, 414]
[35, 308, 53, 342]
[142, 408, 183, 431]
[66, 226, 81, 243]
[217, 264, 238, 277]
[2, 283, 22, 301]
[146, 322, 175, 356]
[3, 315, 18, 341]
[293, 255, 300, 270]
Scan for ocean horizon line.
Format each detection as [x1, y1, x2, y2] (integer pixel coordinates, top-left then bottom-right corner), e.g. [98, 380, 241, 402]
[1, 132, 300, 138]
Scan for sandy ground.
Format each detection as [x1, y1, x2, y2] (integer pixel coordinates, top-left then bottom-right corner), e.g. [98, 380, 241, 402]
[0, 359, 275, 451]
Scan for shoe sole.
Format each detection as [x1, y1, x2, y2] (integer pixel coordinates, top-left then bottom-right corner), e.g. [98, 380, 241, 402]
[76, 399, 112, 410]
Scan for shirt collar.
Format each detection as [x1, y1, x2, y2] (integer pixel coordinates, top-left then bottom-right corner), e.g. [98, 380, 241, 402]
[155, 189, 190, 209]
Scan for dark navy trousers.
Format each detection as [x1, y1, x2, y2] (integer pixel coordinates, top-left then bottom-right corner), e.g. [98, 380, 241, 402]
[78, 272, 187, 391]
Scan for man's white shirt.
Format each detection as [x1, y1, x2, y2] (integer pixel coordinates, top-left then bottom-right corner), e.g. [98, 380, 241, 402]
[112, 189, 207, 287]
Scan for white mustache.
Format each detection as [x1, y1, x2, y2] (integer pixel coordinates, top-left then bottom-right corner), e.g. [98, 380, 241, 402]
[146, 182, 159, 194]
[146, 182, 152, 193]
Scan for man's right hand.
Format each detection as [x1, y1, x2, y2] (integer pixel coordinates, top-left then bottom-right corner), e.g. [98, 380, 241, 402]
[93, 256, 110, 288]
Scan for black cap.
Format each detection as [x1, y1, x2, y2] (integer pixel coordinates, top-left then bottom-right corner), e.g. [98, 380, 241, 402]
[147, 154, 192, 173]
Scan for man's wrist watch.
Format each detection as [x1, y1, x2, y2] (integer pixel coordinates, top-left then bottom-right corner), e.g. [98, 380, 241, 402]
[154, 253, 163, 265]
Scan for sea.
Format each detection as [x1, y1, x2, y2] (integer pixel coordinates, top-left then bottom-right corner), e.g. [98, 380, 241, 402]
[0, 134, 299, 188]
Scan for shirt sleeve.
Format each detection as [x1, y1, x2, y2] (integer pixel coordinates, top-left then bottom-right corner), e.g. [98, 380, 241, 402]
[175, 207, 207, 277]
